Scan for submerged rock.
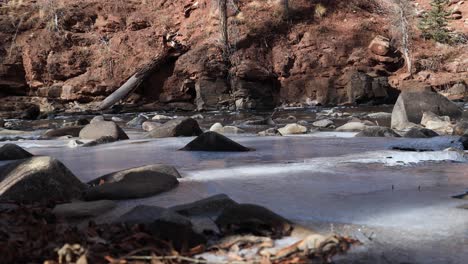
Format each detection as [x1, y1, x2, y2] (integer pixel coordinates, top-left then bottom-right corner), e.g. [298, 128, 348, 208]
[84, 165, 180, 200]
[216, 203, 293, 238]
[53, 200, 117, 218]
[355, 126, 400, 137]
[390, 137, 463, 152]
[277, 124, 307, 135]
[404, 127, 439, 138]
[79, 121, 129, 141]
[42, 126, 83, 138]
[145, 118, 202, 138]
[0, 157, 85, 203]
[170, 194, 238, 217]
[0, 144, 33, 160]
[180, 131, 250, 152]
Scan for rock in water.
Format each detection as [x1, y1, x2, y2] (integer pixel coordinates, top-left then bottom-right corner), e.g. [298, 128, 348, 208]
[336, 122, 368, 132]
[0, 144, 33, 160]
[79, 121, 129, 140]
[88, 164, 181, 185]
[355, 126, 400, 137]
[145, 118, 202, 138]
[90, 116, 105, 124]
[277, 124, 307, 135]
[81, 136, 117, 147]
[312, 119, 334, 128]
[0, 157, 85, 203]
[180, 131, 250, 152]
[170, 194, 238, 217]
[126, 115, 148, 128]
[404, 127, 439, 138]
[83, 165, 179, 200]
[215, 203, 293, 238]
[142, 121, 161, 132]
[391, 89, 462, 130]
[53, 200, 117, 218]
[42, 126, 83, 138]
[460, 136, 468, 150]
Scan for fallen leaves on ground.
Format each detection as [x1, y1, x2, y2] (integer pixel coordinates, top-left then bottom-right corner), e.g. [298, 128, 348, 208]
[0, 203, 359, 264]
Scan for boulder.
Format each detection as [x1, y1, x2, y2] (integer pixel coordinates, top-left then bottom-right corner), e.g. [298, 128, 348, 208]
[52, 200, 117, 218]
[0, 157, 85, 203]
[145, 118, 203, 138]
[453, 121, 468, 136]
[117, 205, 168, 224]
[180, 131, 250, 152]
[152, 114, 173, 121]
[460, 136, 468, 150]
[147, 210, 207, 251]
[369, 35, 390, 56]
[391, 90, 462, 130]
[81, 136, 117, 147]
[277, 124, 307, 135]
[84, 165, 180, 200]
[0, 144, 33, 160]
[312, 119, 334, 128]
[42, 126, 83, 138]
[215, 204, 293, 238]
[355, 126, 400, 137]
[111, 116, 124, 122]
[126, 115, 148, 128]
[90, 116, 105, 124]
[170, 194, 238, 217]
[336, 122, 368, 132]
[142, 121, 161, 132]
[258, 128, 281, 136]
[404, 127, 439, 138]
[347, 73, 398, 105]
[420, 111, 454, 135]
[79, 121, 129, 140]
[209, 123, 244, 134]
[118, 205, 207, 251]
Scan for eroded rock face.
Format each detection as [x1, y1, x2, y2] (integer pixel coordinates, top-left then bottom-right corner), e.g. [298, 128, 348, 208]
[0, 157, 85, 203]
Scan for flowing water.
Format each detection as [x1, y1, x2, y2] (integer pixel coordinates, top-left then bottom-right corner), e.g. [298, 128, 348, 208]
[1, 107, 467, 263]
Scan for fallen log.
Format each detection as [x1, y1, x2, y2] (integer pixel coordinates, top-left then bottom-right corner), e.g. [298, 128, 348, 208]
[98, 34, 187, 111]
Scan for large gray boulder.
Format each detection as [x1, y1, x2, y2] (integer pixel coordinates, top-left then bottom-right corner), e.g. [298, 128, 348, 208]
[79, 121, 129, 140]
[0, 157, 85, 203]
[145, 118, 203, 138]
[215, 203, 293, 238]
[84, 165, 179, 200]
[180, 131, 250, 152]
[0, 144, 33, 160]
[391, 90, 462, 130]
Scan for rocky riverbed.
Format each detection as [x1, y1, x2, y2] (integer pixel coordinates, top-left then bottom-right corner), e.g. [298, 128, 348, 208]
[1, 91, 468, 263]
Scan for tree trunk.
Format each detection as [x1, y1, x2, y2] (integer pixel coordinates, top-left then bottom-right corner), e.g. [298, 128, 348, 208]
[398, 2, 412, 75]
